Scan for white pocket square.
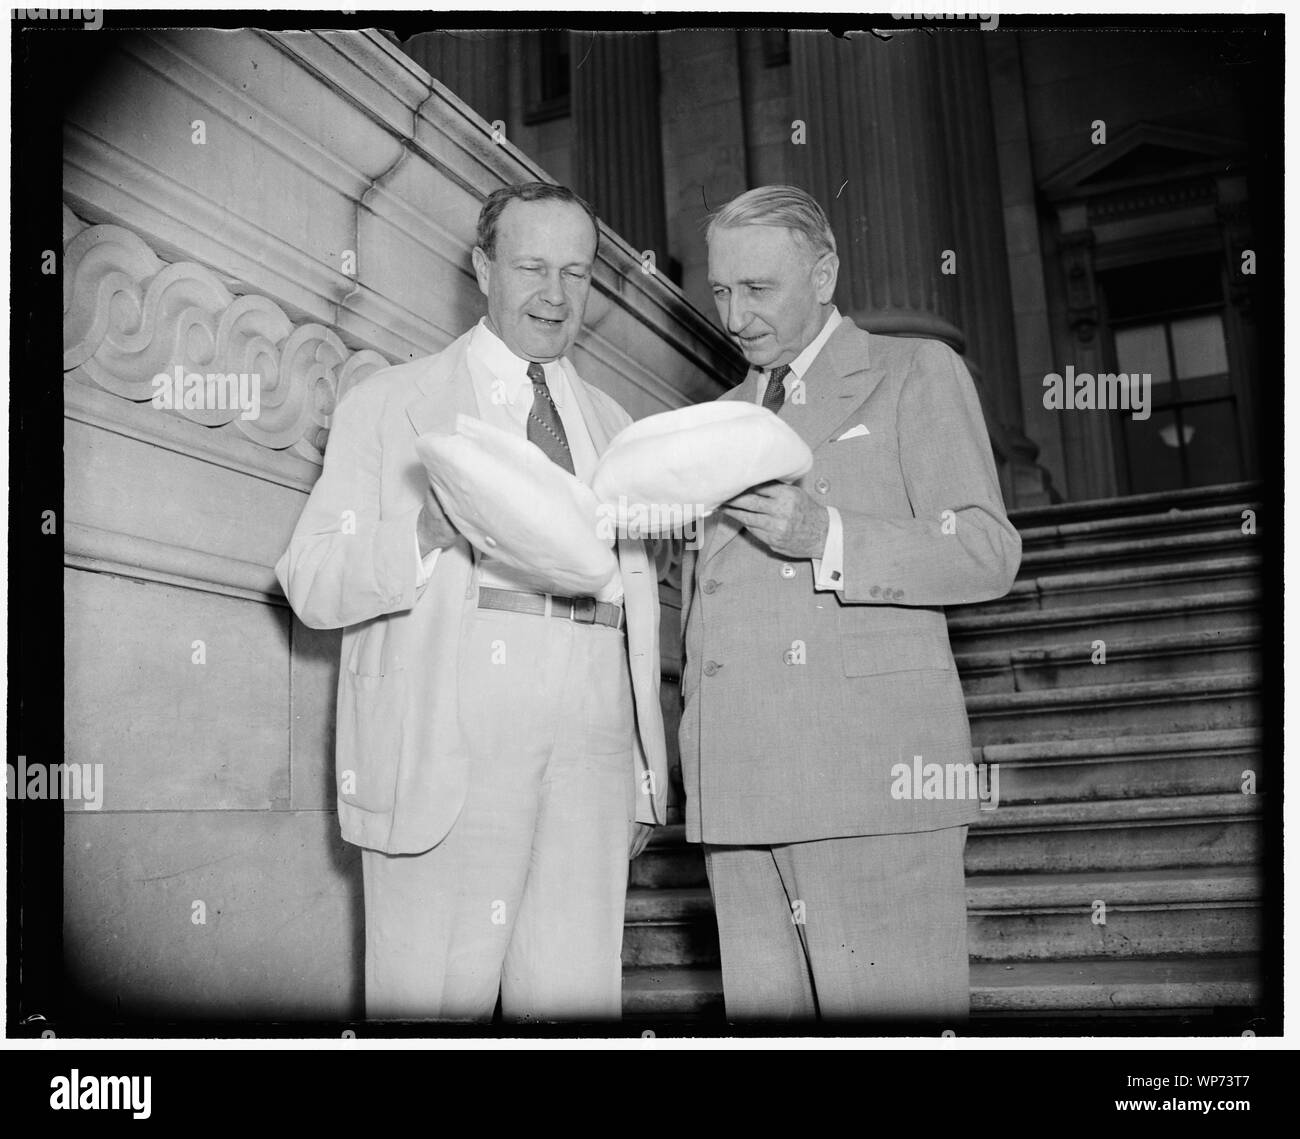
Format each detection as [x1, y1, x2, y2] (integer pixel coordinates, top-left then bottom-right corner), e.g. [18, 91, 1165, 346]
[835, 424, 870, 441]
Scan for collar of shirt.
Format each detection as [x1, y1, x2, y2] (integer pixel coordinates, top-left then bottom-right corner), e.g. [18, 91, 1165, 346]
[469, 317, 569, 409]
[758, 307, 842, 397]
[788, 307, 842, 380]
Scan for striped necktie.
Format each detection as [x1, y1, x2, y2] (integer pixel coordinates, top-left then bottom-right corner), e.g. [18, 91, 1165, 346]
[761, 364, 792, 414]
[526, 361, 575, 475]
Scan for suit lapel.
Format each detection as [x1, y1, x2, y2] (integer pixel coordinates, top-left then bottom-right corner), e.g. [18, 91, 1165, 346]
[703, 318, 884, 565]
[565, 362, 619, 455]
[783, 320, 885, 452]
[404, 329, 480, 438]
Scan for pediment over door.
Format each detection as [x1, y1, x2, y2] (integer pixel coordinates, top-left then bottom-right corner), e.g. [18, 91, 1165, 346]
[1043, 125, 1248, 227]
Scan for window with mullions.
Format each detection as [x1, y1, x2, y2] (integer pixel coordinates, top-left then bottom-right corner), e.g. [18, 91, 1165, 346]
[1100, 254, 1243, 493]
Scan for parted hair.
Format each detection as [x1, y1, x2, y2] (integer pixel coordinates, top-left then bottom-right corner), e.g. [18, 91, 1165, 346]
[705, 184, 837, 259]
[475, 182, 600, 260]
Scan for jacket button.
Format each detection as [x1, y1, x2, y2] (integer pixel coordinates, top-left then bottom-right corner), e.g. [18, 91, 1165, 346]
[703, 660, 721, 677]
[483, 534, 498, 548]
[894, 589, 905, 600]
[780, 563, 796, 579]
[702, 579, 719, 595]
[870, 585, 881, 598]
[815, 476, 830, 494]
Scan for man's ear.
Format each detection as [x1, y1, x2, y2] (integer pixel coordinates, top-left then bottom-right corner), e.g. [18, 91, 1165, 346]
[813, 251, 840, 305]
[471, 246, 491, 297]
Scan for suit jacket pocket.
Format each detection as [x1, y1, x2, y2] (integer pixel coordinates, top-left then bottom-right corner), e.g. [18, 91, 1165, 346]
[335, 668, 405, 813]
[841, 632, 955, 677]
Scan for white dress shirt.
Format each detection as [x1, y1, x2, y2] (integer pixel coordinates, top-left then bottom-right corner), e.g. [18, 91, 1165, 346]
[416, 318, 622, 603]
[750, 307, 845, 592]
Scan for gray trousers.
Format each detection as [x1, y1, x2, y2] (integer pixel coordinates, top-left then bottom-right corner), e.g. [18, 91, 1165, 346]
[704, 825, 970, 1024]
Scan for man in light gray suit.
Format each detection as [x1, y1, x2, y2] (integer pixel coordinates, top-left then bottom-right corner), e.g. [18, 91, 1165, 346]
[680, 185, 1021, 1023]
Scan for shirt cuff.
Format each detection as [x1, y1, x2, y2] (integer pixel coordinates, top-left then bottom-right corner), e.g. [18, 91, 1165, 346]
[414, 532, 441, 586]
[812, 506, 845, 592]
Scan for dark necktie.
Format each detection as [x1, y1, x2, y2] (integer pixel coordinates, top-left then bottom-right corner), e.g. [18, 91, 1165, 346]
[761, 364, 793, 414]
[526, 361, 575, 475]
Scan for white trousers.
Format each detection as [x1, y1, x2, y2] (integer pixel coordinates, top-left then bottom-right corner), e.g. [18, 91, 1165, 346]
[362, 605, 636, 1022]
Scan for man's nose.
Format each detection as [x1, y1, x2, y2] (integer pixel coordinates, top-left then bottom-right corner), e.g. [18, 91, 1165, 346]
[539, 270, 566, 308]
[725, 296, 752, 334]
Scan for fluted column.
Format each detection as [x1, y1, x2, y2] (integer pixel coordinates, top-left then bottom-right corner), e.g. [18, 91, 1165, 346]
[571, 32, 669, 259]
[932, 33, 1054, 501]
[932, 33, 1022, 431]
[401, 30, 510, 126]
[790, 29, 963, 349]
[791, 29, 1055, 503]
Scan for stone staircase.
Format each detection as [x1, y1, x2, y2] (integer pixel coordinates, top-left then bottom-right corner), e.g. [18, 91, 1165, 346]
[622, 482, 1266, 1028]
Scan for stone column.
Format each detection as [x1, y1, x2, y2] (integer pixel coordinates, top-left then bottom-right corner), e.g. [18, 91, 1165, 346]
[789, 29, 964, 350]
[932, 32, 1053, 502]
[1054, 226, 1120, 500]
[790, 28, 1054, 503]
[571, 32, 669, 260]
[401, 30, 511, 126]
[932, 33, 1019, 428]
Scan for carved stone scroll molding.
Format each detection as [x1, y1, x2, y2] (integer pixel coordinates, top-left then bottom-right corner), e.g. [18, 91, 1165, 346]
[63, 215, 392, 463]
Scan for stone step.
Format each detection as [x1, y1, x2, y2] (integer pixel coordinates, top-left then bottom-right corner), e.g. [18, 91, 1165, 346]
[1009, 481, 1259, 529]
[956, 626, 1260, 695]
[967, 793, 1262, 873]
[623, 886, 718, 968]
[630, 830, 707, 889]
[1016, 500, 1260, 551]
[623, 966, 722, 1019]
[622, 867, 1262, 968]
[970, 956, 1262, 1013]
[633, 781, 1262, 887]
[622, 956, 1261, 1018]
[978, 727, 1262, 804]
[1018, 527, 1255, 575]
[974, 554, 1259, 616]
[966, 673, 1259, 744]
[948, 588, 1260, 653]
[965, 867, 1261, 962]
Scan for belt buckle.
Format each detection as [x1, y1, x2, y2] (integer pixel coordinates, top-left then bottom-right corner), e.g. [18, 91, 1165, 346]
[569, 596, 597, 624]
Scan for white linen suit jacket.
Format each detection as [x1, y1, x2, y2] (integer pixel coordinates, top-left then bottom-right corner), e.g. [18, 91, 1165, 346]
[276, 329, 668, 855]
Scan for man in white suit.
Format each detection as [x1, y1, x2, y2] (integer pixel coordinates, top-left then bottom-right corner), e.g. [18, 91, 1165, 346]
[681, 186, 1021, 1024]
[276, 182, 666, 1023]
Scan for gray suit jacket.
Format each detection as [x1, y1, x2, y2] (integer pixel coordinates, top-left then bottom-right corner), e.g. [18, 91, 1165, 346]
[679, 317, 1021, 845]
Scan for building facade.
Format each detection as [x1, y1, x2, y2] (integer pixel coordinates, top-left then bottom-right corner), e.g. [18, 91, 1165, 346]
[35, 21, 1276, 1029]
